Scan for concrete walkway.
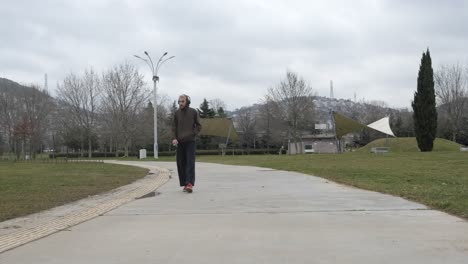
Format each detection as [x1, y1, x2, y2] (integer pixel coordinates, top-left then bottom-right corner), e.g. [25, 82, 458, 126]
[1, 161, 467, 263]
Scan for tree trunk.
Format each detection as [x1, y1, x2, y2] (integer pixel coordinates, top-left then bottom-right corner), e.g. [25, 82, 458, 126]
[80, 133, 84, 158]
[88, 134, 92, 158]
[15, 139, 20, 160]
[124, 145, 129, 157]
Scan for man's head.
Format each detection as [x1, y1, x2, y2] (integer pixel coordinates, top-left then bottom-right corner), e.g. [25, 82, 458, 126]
[178, 94, 191, 109]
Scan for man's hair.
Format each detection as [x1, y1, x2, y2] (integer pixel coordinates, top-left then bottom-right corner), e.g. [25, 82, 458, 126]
[179, 94, 191, 106]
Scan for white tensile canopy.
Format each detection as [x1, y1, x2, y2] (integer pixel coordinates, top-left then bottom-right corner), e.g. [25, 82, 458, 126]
[367, 117, 395, 137]
[332, 112, 396, 138]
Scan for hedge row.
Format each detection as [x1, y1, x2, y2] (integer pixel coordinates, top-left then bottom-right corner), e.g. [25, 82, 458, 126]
[48, 148, 284, 159]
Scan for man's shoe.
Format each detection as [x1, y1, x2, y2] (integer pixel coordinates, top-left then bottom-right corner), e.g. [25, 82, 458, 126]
[183, 186, 188, 192]
[186, 183, 193, 193]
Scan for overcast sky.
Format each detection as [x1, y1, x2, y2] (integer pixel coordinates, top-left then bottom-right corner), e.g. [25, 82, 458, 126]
[1, 0, 467, 110]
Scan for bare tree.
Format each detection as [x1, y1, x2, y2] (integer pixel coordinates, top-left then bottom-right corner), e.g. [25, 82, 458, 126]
[236, 107, 256, 150]
[267, 70, 315, 154]
[0, 81, 52, 159]
[82, 69, 101, 157]
[57, 69, 101, 157]
[350, 99, 390, 125]
[156, 94, 173, 151]
[209, 98, 227, 116]
[435, 64, 468, 141]
[133, 101, 154, 151]
[134, 93, 172, 152]
[101, 62, 149, 157]
[57, 72, 84, 155]
[257, 95, 284, 150]
[0, 87, 18, 154]
[19, 86, 52, 159]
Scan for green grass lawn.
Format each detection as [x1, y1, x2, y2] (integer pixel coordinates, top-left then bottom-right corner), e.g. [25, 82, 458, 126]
[357, 137, 461, 152]
[0, 162, 148, 222]
[191, 151, 468, 219]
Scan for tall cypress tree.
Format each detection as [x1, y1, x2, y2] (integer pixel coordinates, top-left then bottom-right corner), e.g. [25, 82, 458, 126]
[412, 49, 437, 151]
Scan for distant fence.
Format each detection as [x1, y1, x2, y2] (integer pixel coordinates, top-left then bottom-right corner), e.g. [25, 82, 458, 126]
[47, 149, 283, 159]
[1, 148, 285, 161]
[0, 158, 104, 164]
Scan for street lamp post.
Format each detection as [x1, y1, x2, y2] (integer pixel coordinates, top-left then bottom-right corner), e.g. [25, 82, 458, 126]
[134, 51, 175, 159]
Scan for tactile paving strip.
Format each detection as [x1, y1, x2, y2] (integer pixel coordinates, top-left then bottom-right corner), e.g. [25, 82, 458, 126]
[0, 166, 170, 253]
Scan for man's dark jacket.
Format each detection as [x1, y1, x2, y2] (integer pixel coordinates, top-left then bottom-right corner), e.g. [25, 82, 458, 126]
[172, 107, 202, 143]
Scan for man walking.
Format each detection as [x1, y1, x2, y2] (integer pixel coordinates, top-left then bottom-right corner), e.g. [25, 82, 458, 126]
[172, 94, 202, 193]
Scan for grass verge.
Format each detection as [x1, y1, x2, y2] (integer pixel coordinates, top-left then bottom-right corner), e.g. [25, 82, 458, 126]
[0, 161, 148, 222]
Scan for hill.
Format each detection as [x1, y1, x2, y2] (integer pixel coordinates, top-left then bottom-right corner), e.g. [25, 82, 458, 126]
[357, 137, 460, 152]
[0, 77, 50, 97]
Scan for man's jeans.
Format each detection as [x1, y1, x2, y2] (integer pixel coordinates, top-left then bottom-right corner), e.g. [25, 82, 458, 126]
[176, 141, 196, 186]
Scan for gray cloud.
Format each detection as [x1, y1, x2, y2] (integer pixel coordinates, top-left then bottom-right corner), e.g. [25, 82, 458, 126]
[1, 0, 467, 110]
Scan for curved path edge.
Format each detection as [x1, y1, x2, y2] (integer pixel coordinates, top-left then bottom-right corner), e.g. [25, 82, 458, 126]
[0, 161, 170, 253]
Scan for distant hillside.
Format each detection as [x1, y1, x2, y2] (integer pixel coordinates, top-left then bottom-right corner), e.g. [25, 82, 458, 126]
[0, 77, 28, 93]
[357, 137, 460, 152]
[313, 96, 361, 114]
[231, 96, 396, 125]
[0, 77, 51, 98]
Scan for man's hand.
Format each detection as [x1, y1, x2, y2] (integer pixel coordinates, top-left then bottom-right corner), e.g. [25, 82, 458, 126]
[172, 139, 178, 146]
